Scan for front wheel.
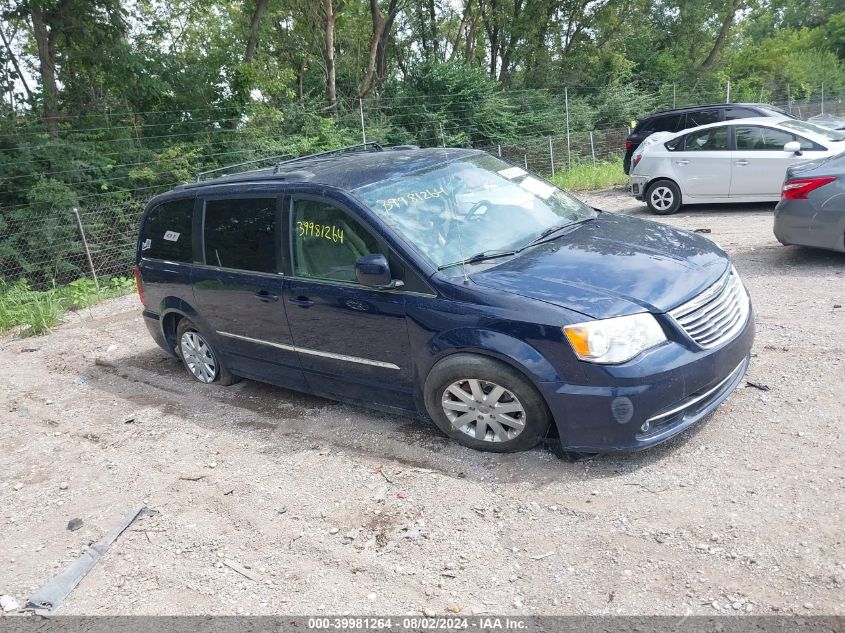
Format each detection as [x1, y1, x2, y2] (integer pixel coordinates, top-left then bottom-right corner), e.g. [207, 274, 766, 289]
[645, 180, 682, 215]
[424, 354, 552, 453]
[175, 319, 238, 386]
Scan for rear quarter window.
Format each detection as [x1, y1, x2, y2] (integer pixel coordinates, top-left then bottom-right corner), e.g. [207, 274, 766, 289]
[141, 198, 194, 262]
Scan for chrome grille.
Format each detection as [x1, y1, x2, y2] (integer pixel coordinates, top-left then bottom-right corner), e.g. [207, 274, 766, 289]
[669, 267, 750, 349]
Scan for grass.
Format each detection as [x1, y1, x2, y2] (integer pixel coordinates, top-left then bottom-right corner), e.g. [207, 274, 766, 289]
[0, 276, 136, 337]
[549, 158, 629, 192]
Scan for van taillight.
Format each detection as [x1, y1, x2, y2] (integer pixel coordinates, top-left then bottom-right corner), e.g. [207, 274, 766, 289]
[134, 265, 145, 305]
[781, 176, 836, 200]
[625, 139, 633, 150]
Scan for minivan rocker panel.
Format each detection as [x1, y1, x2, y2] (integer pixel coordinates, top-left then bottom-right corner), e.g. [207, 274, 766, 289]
[136, 146, 754, 455]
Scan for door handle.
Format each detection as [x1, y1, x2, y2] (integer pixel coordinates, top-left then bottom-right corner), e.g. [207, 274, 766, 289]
[288, 295, 314, 308]
[675, 160, 690, 166]
[734, 160, 749, 166]
[254, 290, 279, 302]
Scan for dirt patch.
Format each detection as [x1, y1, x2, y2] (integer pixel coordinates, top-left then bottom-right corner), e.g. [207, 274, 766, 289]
[1, 192, 843, 616]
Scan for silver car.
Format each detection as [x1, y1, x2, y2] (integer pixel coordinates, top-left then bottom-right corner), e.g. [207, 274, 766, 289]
[630, 117, 845, 214]
[774, 151, 845, 252]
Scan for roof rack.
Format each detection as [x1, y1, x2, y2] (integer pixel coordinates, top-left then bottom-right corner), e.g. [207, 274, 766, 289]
[271, 142, 383, 173]
[195, 154, 293, 183]
[193, 142, 385, 183]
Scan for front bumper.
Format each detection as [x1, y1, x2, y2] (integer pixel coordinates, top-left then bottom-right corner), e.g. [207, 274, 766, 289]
[629, 175, 648, 200]
[538, 307, 755, 452]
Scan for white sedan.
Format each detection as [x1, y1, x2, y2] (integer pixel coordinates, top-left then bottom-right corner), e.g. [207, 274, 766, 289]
[629, 117, 845, 214]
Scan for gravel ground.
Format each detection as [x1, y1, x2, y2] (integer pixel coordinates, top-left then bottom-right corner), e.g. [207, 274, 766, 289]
[1, 189, 843, 616]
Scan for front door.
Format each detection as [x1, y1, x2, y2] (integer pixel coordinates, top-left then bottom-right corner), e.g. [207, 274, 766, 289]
[673, 125, 733, 198]
[191, 195, 306, 389]
[284, 196, 414, 410]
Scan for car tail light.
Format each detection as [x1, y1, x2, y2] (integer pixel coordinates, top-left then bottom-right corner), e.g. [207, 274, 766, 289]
[782, 176, 836, 200]
[134, 264, 145, 305]
[632, 154, 643, 170]
[625, 139, 633, 150]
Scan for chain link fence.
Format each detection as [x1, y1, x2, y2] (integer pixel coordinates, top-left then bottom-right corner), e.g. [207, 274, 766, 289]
[2, 90, 844, 292]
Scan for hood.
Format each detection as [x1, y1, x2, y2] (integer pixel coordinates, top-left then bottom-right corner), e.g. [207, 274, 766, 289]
[470, 213, 729, 319]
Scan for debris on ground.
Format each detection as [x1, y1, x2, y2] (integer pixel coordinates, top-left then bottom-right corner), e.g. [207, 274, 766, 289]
[25, 506, 157, 614]
[0, 595, 20, 613]
[66, 518, 83, 532]
[222, 559, 261, 583]
[746, 381, 770, 391]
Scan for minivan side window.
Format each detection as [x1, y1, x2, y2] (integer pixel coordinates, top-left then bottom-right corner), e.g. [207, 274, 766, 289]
[142, 198, 194, 262]
[683, 126, 729, 151]
[687, 109, 720, 127]
[292, 199, 385, 283]
[203, 198, 278, 273]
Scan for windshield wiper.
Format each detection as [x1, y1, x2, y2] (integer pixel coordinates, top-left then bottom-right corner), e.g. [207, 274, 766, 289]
[437, 249, 516, 271]
[518, 217, 595, 251]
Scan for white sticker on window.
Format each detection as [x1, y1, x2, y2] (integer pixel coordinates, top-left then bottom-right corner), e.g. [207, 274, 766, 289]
[518, 176, 555, 199]
[141, 238, 152, 250]
[163, 231, 180, 242]
[498, 166, 527, 179]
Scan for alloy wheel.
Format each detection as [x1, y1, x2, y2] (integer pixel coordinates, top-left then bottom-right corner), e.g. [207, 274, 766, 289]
[441, 378, 526, 442]
[650, 186, 674, 211]
[180, 331, 218, 384]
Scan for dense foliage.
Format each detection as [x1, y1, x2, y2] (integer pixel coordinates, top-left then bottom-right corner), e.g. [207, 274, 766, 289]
[1, 0, 844, 284]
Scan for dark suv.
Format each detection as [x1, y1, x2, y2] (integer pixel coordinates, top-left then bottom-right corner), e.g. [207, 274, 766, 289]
[136, 144, 753, 454]
[623, 103, 793, 174]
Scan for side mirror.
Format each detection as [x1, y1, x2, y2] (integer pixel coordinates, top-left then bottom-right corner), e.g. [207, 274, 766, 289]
[355, 254, 403, 289]
[784, 141, 802, 154]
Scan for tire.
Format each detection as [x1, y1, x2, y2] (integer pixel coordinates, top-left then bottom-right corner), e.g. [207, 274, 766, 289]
[175, 318, 238, 386]
[645, 179, 682, 215]
[424, 354, 552, 453]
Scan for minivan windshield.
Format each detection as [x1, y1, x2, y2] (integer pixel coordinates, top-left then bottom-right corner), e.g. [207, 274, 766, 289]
[353, 154, 597, 269]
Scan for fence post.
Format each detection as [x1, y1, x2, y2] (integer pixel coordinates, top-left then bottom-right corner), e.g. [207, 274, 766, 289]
[497, 144, 501, 157]
[726, 80, 731, 103]
[672, 83, 676, 109]
[71, 207, 99, 293]
[359, 98, 366, 144]
[548, 136, 555, 177]
[439, 122, 445, 147]
[564, 86, 571, 169]
[787, 83, 792, 114]
[524, 154, 528, 170]
[821, 83, 825, 114]
[589, 131, 596, 166]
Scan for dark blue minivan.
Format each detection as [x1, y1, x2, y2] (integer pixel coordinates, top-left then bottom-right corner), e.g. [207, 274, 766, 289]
[136, 145, 754, 453]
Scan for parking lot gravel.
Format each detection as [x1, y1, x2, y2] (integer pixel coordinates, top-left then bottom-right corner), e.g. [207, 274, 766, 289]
[1, 189, 843, 616]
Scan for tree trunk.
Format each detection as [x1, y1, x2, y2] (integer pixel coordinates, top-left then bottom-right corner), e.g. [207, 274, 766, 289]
[480, 0, 499, 78]
[244, 0, 271, 62]
[358, 0, 398, 99]
[0, 24, 33, 101]
[465, 5, 478, 63]
[30, 5, 60, 139]
[323, 0, 343, 113]
[700, 0, 740, 72]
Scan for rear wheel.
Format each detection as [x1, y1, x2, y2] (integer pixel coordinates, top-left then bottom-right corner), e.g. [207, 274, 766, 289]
[645, 180, 682, 215]
[175, 319, 238, 386]
[424, 354, 551, 453]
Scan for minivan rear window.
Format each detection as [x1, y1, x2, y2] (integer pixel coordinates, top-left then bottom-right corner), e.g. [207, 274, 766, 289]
[203, 198, 278, 273]
[141, 198, 194, 262]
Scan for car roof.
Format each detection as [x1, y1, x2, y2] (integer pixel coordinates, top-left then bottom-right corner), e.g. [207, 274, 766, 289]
[639, 102, 779, 121]
[173, 146, 481, 193]
[655, 116, 837, 145]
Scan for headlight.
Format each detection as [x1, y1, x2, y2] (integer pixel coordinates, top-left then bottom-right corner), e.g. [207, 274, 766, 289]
[563, 313, 666, 364]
